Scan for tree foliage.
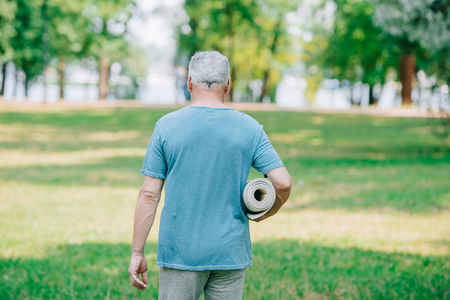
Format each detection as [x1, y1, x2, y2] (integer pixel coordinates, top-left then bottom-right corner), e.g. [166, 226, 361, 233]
[1, 0, 447, 103]
[368, 0, 450, 103]
[47, 0, 91, 61]
[371, 0, 450, 54]
[0, 0, 16, 62]
[370, 0, 450, 85]
[10, 0, 45, 94]
[311, 0, 394, 88]
[303, 0, 449, 105]
[176, 0, 299, 101]
[1, 0, 144, 100]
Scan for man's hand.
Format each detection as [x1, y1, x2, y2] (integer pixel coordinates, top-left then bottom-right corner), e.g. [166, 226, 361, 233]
[253, 167, 291, 222]
[128, 254, 148, 290]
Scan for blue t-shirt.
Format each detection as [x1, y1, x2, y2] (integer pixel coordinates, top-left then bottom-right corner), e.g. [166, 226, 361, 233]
[141, 106, 284, 271]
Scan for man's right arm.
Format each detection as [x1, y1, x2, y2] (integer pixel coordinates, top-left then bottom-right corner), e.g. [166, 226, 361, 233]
[254, 166, 291, 222]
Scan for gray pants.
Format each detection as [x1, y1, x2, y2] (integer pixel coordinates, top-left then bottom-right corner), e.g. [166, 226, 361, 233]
[158, 267, 246, 300]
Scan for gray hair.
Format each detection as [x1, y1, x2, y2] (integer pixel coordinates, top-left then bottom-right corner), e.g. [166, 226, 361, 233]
[188, 51, 230, 88]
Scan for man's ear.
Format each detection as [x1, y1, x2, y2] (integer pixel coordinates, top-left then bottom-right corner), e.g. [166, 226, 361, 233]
[225, 77, 231, 94]
[187, 75, 193, 93]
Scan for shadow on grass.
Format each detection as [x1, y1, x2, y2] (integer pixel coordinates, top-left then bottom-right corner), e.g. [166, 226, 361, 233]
[0, 152, 447, 185]
[283, 150, 449, 167]
[0, 241, 447, 299]
[0, 108, 173, 130]
[285, 188, 448, 214]
[0, 108, 169, 152]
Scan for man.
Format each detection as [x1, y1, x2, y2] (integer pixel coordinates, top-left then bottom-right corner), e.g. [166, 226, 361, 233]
[128, 51, 291, 300]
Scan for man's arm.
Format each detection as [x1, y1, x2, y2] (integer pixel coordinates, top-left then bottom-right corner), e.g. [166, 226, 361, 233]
[254, 167, 291, 222]
[128, 176, 164, 290]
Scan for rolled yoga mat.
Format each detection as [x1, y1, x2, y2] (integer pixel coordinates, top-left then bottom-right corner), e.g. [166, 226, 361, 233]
[243, 178, 276, 220]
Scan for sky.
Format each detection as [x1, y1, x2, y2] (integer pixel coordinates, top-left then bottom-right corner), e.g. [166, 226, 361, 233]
[128, 0, 184, 64]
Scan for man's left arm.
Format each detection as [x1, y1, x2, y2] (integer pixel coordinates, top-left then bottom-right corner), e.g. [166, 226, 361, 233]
[128, 176, 164, 290]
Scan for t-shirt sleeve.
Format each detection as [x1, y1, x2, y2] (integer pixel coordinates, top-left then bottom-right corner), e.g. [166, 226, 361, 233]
[252, 126, 284, 175]
[141, 124, 167, 179]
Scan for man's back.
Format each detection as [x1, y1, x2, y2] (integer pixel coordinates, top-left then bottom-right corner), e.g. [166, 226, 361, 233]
[141, 106, 284, 270]
[129, 51, 291, 299]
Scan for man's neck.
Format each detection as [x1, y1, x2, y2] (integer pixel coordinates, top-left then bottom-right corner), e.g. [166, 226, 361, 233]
[190, 96, 228, 108]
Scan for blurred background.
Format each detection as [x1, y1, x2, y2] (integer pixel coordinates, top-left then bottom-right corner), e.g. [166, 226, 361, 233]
[0, 0, 448, 110]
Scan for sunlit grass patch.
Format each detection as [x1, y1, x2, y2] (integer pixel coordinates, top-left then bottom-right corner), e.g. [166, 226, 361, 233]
[250, 209, 450, 256]
[0, 148, 145, 167]
[83, 130, 142, 142]
[269, 129, 322, 144]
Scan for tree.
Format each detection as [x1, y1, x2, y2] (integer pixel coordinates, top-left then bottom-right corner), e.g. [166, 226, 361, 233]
[109, 43, 148, 100]
[10, 0, 45, 97]
[370, 0, 450, 105]
[47, 0, 92, 100]
[0, 0, 16, 96]
[176, 0, 299, 102]
[84, 0, 136, 100]
[254, 0, 299, 102]
[302, 0, 397, 104]
[177, 0, 259, 101]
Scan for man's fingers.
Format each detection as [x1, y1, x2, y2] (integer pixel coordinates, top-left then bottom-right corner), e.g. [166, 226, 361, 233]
[130, 273, 147, 289]
[131, 279, 145, 290]
[132, 273, 146, 287]
[141, 270, 148, 285]
[128, 255, 148, 290]
[131, 278, 146, 290]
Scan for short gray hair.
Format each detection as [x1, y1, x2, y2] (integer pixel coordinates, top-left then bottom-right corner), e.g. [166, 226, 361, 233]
[188, 51, 230, 87]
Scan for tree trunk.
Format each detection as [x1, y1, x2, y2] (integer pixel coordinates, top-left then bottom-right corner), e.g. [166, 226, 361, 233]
[58, 58, 65, 101]
[13, 69, 18, 99]
[24, 76, 29, 98]
[98, 54, 110, 100]
[43, 69, 47, 103]
[0, 63, 7, 96]
[369, 85, 375, 105]
[259, 70, 270, 102]
[259, 17, 282, 102]
[399, 54, 415, 106]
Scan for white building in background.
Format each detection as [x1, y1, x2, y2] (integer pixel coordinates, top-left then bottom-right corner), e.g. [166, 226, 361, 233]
[2, 61, 101, 103]
[314, 79, 351, 110]
[139, 62, 185, 105]
[275, 75, 308, 108]
[140, 73, 176, 104]
[378, 81, 398, 109]
[351, 82, 371, 108]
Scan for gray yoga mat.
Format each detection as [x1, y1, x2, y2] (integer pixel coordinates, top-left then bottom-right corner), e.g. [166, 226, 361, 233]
[243, 178, 276, 220]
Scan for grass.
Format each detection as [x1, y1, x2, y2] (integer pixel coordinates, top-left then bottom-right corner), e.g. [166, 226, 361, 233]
[0, 105, 449, 299]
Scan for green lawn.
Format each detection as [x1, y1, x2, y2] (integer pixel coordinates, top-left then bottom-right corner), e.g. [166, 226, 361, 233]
[0, 106, 449, 299]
